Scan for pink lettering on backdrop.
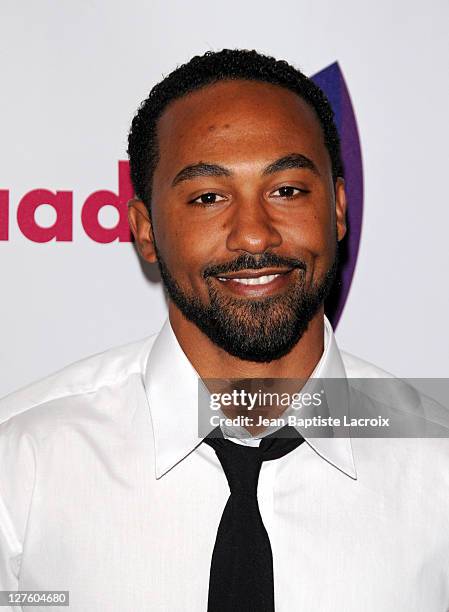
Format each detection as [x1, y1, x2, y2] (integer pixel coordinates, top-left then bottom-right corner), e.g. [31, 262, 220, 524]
[0, 190, 9, 240]
[17, 190, 73, 242]
[81, 161, 133, 243]
[1, 161, 134, 242]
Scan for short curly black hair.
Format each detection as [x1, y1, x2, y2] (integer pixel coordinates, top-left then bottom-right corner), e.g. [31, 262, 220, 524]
[127, 48, 343, 212]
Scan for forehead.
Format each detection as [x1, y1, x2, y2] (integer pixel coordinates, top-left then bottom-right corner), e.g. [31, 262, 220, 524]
[154, 79, 330, 177]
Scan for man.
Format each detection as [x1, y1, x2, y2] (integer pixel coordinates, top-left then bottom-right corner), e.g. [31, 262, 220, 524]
[1, 49, 448, 611]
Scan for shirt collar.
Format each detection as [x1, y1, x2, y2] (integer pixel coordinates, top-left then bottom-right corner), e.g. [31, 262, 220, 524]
[144, 316, 357, 480]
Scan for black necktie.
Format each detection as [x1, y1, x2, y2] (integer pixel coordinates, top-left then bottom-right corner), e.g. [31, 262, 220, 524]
[203, 425, 305, 612]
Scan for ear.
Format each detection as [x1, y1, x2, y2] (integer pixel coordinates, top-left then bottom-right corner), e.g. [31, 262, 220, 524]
[334, 178, 347, 242]
[127, 198, 157, 263]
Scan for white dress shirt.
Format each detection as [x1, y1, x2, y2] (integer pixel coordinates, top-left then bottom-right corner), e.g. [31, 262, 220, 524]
[1, 316, 449, 611]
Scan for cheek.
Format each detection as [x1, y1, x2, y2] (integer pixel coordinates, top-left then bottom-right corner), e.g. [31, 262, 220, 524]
[283, 212, 334, 257]
[152, 205, 220, 282]
[278, 182, 335, 247]
[280, 204, 336, 282]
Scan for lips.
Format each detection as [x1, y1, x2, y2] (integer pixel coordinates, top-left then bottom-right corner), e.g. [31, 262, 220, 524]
[217, 273, 283, 286]
[213, 267, 296, 296]
[215, 267, 293, 281]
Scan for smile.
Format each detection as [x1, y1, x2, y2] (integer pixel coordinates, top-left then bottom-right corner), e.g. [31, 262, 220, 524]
[217, 273, 281, 286]
[213, 268, 296, 297]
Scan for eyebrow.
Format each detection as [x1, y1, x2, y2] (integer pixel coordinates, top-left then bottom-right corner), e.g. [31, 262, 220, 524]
[171, 153, 319, 187]
[262, 153, 320, 177]
[171, 163, 231, 187]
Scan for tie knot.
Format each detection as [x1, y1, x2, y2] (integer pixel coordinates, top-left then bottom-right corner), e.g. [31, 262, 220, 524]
[203, 425, 305, 496]
[205, 439, 263, 496]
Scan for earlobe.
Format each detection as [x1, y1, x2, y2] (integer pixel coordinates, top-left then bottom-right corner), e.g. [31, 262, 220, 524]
[127, 199, 158, 263]
[335, 178, 347, 242]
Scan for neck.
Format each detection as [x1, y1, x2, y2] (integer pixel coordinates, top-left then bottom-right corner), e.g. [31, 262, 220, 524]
[168, 303, 325, 380]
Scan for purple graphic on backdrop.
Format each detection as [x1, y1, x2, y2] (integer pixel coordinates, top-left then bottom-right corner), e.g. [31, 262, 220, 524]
[312, 62, 364, 328]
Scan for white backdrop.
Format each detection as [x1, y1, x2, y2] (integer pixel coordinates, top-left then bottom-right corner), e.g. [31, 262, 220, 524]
[1, 0, 448, 398]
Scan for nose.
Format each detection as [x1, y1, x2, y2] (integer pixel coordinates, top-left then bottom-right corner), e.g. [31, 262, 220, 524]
[225, 196, 282, 254]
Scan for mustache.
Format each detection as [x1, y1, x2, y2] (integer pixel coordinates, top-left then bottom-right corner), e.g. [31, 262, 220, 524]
[203, 252, 307, 278]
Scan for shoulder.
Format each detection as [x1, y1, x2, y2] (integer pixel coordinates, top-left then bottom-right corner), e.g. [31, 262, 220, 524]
[0, 332, 159, 430]
[0, 331, 159, 554]
[340, 350, 449, 454]
[340, 350, 396, 379]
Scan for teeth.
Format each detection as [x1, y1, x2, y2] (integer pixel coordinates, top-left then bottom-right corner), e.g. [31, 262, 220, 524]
[218, 274, 280, 285]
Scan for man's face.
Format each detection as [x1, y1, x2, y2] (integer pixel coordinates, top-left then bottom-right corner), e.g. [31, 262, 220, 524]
[132, 79, 346, 362]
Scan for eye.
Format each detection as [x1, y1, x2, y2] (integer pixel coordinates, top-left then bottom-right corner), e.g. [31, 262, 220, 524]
[270, 186, 309, 199]
[189, 192, 227, 205]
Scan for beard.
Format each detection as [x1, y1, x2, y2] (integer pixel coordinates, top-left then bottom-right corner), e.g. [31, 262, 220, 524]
[154, 245, 339, 363]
